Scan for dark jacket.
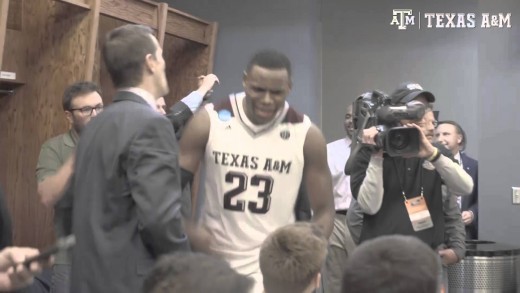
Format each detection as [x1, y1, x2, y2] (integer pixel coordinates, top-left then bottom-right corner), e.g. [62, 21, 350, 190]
[351, 147, 445, 249]
[63, 91, 189, 293]
[460, 152, 478, 239]
[0, 184, 12, 249]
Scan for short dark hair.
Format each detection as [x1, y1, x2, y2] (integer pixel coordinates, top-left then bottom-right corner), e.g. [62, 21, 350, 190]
[260, 222, 327, 293]
[142, 252, 253, 293]
[342, 235, 440, 293]
[62, 81, 101, 111]
[437, 120, 467, 151]
[102, 24, 157, 88]
[246, 49, 292, 77]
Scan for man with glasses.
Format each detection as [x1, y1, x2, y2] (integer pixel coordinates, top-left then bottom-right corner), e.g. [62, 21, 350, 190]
[36, 81, 102, 293]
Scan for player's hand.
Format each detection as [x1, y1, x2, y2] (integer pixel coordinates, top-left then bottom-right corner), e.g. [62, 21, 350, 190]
[185, 222, 215, 254]
[462, 211, 474, 225]
[438, 248, 459, 265]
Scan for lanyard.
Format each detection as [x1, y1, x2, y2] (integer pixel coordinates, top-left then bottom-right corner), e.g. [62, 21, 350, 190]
[392, 159, 424, 201]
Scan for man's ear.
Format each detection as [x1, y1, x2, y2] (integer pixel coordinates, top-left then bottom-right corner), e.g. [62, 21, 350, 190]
[457, 134, 463, 145]
[144, 53, 156, 73]
[65, 111, 73, 125]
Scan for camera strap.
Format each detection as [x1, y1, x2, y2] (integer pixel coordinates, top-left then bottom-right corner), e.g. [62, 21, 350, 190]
[393, 159, 434, 232]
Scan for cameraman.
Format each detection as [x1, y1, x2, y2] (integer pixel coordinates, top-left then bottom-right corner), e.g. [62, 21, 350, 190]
[349, 82, 473, 250]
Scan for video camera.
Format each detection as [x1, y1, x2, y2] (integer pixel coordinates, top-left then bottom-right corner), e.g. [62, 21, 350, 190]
[352, 90, 425, 157]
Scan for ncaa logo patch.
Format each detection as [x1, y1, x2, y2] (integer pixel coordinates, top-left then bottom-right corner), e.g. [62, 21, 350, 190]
[218, 109, 232, 122]
[280, 130, 290, 140]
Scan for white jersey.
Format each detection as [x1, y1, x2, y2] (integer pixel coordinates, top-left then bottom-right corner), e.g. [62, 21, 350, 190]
[201, 92, 311, 290]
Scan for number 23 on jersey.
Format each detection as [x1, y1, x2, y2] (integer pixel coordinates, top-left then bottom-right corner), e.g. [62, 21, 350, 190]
[223, 171, 274, 214]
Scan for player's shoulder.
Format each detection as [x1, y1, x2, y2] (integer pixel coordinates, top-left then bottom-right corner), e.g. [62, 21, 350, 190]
[206, 96, 235, 122]
[281, 106, 307, 124]
[302, 123, 326, 151]
[211, 96, 233, 112]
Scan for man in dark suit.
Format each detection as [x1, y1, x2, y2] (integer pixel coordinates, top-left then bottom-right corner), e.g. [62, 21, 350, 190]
[62, 24, 189, 293]
[436, 121, 479, 239]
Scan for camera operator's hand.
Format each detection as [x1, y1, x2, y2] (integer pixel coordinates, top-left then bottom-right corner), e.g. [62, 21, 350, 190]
[438, 248, 459, 265]
[361, 127, 383, 157]
[404, 123, 436, 159]
[361, 127, 378, 145]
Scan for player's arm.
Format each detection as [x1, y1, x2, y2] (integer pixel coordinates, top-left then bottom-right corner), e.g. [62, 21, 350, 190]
[179, 109, 210, 189]
[36, 145, 75, 208]
[303, 125, 335, 238]
[178, 109, 214, 252]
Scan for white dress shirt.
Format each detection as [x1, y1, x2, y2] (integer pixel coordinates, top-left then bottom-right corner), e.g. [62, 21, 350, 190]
[327, 137, 352, 211]
[454, 151, 463, 209]
[119, 87, 157, 109]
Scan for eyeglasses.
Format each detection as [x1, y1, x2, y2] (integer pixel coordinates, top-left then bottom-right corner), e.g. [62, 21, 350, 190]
[69, 104, 104, 116]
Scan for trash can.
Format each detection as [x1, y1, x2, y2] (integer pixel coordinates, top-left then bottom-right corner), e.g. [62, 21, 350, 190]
[448, 240, 520, 292]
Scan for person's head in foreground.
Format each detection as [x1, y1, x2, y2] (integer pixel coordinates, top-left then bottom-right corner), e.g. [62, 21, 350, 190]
[260, 222, 328, 293]
[342, 235, 440, 293]
[142, 252, 253, 293]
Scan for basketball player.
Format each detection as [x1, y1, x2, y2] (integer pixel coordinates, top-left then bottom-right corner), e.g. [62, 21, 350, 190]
[179, 49, 334, 292]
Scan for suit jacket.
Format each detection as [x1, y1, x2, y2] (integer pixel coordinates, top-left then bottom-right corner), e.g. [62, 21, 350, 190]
[0, 184, 12, 249]
[63, 91, 189, 293]
[167, 100, 194, 141]
[460, 152, 478, 239]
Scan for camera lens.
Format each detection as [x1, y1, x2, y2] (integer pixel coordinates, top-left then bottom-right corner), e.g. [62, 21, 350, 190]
[388, 131, 410, 151]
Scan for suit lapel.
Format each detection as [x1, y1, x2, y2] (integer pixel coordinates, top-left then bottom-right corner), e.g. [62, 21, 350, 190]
[460, 153, 473, 173]
[460, 152, 475, 210]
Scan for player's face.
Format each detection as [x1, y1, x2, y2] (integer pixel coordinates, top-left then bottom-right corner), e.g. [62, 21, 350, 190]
[435, 123, 462, 154]
[243, 65, 291, 125]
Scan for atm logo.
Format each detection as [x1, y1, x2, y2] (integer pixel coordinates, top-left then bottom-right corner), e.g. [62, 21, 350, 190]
[391, 9, 511, 30]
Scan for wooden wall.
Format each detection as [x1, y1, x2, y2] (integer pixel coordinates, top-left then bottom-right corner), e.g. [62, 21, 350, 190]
[0, 0, 217, 249]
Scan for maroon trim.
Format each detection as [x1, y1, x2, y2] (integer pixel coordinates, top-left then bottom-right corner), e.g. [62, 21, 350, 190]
[282, 107, 304, 123]
[213, 98, 235, 116]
